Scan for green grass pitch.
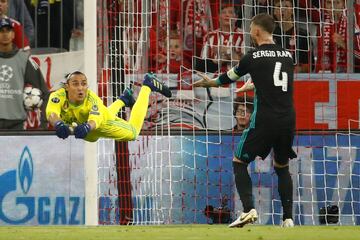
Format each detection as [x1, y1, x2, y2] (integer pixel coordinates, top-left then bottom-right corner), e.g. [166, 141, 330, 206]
[0, 225, 359, 240]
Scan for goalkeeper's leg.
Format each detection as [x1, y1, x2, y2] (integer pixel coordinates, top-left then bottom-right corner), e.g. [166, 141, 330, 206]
[108, 88, 134, 115]
[108, 100, 126, 116]
[93, 85, 151, 142]
[127, 85, 151, 137]
[127, 74, 172, 136]
[102, 74, 171, 141]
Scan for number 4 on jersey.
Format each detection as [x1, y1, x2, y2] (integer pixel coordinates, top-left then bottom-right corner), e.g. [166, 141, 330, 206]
[273, 62, 288, 92]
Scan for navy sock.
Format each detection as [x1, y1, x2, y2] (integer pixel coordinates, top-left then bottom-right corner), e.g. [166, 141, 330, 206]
[233, 162, 254, 213]
[274, 166, 293, 220]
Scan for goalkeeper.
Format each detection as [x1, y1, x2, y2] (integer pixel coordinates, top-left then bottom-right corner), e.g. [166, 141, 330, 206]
[46, 72, 171, 142]
[193, 13, 297, 228]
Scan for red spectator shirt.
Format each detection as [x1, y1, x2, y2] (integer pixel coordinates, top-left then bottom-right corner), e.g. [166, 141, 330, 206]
[201, 27, 244, 71]
[10, 18, 30, 50]
[315, 6, 360, 73]
[201, 27, 244, 62]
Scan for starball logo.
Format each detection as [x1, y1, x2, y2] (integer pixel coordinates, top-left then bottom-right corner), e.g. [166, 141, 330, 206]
[0, 146, 84, 225]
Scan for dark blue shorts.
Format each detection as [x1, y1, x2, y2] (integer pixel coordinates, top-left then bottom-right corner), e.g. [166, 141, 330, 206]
[234, 119, 296, 165]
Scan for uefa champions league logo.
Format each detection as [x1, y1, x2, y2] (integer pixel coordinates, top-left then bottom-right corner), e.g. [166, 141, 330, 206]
[0, 65, 14, 82]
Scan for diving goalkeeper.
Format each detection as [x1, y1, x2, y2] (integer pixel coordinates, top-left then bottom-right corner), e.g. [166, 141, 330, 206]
[46, 72, 172, 141]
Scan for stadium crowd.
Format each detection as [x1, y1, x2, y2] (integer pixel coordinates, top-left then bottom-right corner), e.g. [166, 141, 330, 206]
[0, 0, 359, 130]
[114, 0, 360, 74]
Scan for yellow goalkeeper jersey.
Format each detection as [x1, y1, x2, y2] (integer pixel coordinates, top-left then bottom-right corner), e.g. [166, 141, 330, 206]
[46, 86, 151, 142]
[46, 88, 109, 129]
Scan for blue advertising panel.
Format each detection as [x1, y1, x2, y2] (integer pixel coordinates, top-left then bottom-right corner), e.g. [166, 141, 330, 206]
[128, 133, 360, 225]
[0, 136, 85, 225]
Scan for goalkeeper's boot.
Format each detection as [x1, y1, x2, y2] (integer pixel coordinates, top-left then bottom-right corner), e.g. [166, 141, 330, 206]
[119, 87, 135, 107]
[281, 218, 294, 227]
[228, 209, 258, 228]
[143, 73, 172, 98]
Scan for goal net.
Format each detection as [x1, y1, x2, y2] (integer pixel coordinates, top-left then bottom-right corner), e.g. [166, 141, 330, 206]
[92, 0, 360, 225]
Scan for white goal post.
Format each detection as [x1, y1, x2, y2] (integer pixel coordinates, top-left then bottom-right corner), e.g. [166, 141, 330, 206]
[84, 0, 98, 226]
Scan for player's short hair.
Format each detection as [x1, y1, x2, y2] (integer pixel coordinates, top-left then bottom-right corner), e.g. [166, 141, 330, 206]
[61, 71, 86, 88]
[65, 71, 86, 83]
[251, 13, 275, 34]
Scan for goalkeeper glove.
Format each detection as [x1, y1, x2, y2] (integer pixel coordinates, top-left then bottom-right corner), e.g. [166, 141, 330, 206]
[74, 123, 91, 139]
[54, 121, 71, 139]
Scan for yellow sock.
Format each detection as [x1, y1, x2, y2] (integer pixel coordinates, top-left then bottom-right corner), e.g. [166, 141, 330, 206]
[108, 99, 125, 116]
[129, 86, 151, 136]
